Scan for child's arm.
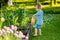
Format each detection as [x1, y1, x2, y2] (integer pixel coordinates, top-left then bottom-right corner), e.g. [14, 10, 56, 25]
[31, 15, 36, 27]
[32, 14, 36, 17]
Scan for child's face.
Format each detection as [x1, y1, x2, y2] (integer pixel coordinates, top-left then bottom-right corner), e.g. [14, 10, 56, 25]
[35, 5, 41, 11]
[35, 5, 38, 11]
[35, 5, 40, 11]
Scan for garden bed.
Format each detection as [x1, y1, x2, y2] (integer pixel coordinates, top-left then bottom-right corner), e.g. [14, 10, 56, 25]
[0, 22, 32, 40]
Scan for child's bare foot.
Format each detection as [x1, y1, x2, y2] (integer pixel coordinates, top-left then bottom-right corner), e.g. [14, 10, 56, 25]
[33, 34, 38, 36]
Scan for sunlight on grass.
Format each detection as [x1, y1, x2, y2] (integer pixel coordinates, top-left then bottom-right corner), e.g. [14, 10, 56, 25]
[42, 5, 50, 8]
[52, 4, 60, 7]
[12, 0, 33, 2]
[19, 5, 34, 9]
[26, 6, 34, 9]
[19, 4, 25, 8]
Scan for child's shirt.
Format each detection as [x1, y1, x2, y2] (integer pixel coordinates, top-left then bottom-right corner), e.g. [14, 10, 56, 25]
[36, 10, 44, 25]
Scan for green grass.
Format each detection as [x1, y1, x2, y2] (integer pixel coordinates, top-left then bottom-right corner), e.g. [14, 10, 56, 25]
[30, 14, 60, 40]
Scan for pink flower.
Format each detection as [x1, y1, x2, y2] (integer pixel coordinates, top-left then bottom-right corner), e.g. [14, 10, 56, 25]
[14, 26, 17, 31]
[19, 31, 23, 35]
[11, 25, 17, 31]
[4, 26, 10, 30]
[25, 36, 29, 40]
[7, 28, 13, 34]
[14, 31, 25, 38]
[2, 29, 7, 37]
[19, 33, 25, 38]
[11, 25, 15, 30]
[2, 29, 6, 32]
[4, 26, 13, 34]
[15, 31, 19, 33]
[14, 33, 19, 37]
[9, 29, 13, 34]
[19, 31, 25, 38]
[0, 30, 3, 36]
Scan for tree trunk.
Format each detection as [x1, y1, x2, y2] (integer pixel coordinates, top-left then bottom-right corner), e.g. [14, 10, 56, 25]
[50, 0, 54, 6]
[54, 0, 57, 5]
[36, 0, 39, 4]
[2, 0, 8, 6]
[50, 0, 52, 6]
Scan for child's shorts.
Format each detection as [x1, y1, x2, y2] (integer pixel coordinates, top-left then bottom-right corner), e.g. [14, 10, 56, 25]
[35, 24, 41, 29]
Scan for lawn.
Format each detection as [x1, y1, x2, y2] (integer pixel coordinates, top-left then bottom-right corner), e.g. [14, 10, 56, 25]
[22, 6, 60, 40]
[30, 14, 60, 40]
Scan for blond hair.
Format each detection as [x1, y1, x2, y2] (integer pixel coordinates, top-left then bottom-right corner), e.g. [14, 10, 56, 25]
[35, 3, 42, 9]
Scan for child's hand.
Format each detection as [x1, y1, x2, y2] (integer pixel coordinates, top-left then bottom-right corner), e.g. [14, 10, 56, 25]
[32, 14, 36, 17]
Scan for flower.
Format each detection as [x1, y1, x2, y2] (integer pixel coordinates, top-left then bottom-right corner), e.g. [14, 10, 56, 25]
[25, 36, 29, 40]
[4, 26, 10, 30]
[19, 31, 25, 38]
[19, 31, 23, 35]
[2, 29, 5, 33]
[4, 26, 8, 30]
[9, 29, 13, 34]
[2, 29, 7, 37]
[11, 25, 17, 31]
[14, 31, 25, 38]
[11, 25, 15, 30]
[0, 30, 3, 36]
[14, 31, 20, 38]
[14, 26, 17, 31]
[0, 25, 28, 40]
[4, 26, 13, 34]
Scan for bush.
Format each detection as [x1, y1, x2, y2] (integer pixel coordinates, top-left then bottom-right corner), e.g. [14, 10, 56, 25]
[0, 6, 24, 27]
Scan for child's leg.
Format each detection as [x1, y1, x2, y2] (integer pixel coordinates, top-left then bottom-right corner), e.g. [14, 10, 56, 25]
[33, 28, 38, 36]
[38, 29, 42, 35]
[35, 28, 38, 35]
